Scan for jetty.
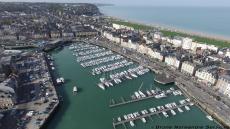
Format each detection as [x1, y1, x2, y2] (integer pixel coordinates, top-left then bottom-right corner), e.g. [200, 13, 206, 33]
[109, 88, 182, 108]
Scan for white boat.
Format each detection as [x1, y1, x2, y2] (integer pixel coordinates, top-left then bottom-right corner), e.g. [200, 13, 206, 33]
[190, 102, 194, 106]
[141, 117, 146, 123]
[146, 90, 152, 96]
[185, 105, 190, 111]
[124, 115, 128, 120]
[100, 78, 105, 82]
[130, 73, 138, 78]
[56, 78, 61, 84]
[130, 121, 135, 127]
[138, 91, 146, 98]
[98, 83, 105, 90]
[60, 77, 65, 83]
[206, 115, 213, 121]
[178, 107, 183, 113]
[104, 82, 110, 87]
[151, 90, 156, 95]
[170, 110, 176, 115]
[117, 117, 121, 122]
[149, 108, 156, 113]
[73, 86, 77, 95]
[162, 111, 169, 118]
[109, 82, 113, 86]
[125, 75, 132, 80]
[134, 92, 141, 99]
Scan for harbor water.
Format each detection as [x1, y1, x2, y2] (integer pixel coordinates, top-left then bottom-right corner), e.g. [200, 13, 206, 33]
[45, 43, 219, 129]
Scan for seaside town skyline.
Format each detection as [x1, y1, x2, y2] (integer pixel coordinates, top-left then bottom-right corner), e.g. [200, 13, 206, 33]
[0, 2, 230, 129]
[1, 0, 230, 7]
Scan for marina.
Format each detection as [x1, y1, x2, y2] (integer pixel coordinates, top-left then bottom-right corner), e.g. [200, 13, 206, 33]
[69, 43, 151, 90]
[45, 43, 220, 129]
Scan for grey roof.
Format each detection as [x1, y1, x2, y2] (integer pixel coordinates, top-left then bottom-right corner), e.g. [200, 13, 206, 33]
[220, 75, 230, 82]
[0, 84, 15, 94]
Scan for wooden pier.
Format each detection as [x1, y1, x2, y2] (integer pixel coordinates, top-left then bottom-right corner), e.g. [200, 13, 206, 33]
[112, 102, 192, 128]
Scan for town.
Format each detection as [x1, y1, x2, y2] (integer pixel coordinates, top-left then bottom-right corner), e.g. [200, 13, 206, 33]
[0, 2, 230, 129]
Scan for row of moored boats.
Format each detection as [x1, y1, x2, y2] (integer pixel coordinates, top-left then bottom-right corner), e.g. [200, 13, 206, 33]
[115, 99, 193, 127]
[98, 66, 150, 90]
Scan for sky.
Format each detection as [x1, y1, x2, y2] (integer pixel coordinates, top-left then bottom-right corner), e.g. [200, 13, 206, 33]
[1, 0, 230, 7]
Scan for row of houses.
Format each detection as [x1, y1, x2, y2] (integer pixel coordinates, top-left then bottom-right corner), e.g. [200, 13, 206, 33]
[0, 26, 99, 40]
[102, 24, 230, 98]
[150, 32, 219, 53]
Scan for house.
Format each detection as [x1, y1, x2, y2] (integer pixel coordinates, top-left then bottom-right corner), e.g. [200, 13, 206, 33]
[182, 38, 193, 50]
[172, 37, 183, 47]
[181, 61, 201, 76]
[195, 65, 218, 86]
[164, 54, 182, 70]
[216, 75, 230, 98]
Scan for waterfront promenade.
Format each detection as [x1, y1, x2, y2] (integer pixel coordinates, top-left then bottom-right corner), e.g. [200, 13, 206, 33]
[85, 38, 230, 128]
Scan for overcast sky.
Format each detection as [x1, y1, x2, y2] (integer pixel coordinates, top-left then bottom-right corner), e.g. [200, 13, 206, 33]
[1, 0, 230, 7]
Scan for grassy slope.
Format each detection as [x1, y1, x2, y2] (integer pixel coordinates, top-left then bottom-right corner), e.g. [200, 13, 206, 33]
[112, 20, 230, 48]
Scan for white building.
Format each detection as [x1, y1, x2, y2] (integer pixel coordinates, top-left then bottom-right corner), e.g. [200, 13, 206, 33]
[216, 75, 230, 97]
[225, 49, 230, 58]
[195, 65, 218, 85]
[151, 50, 164, 61]
[103, 31, 120, 43]
[164, 55, 181, 69]
[182, 38, 193, 50]
[154, 32, 162, 40]
[172, 37, 183, 47]
[181, 61, 200, 76]
[137, 44, 149, 54]
[112, 23, 134, 30]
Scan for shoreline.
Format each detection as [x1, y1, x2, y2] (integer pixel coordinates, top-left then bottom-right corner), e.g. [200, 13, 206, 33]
[103, 15, 230, 45]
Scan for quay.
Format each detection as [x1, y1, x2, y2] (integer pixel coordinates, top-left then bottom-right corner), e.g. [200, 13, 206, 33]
[154, 73, 175, 85]
[112, 102, 192, 128]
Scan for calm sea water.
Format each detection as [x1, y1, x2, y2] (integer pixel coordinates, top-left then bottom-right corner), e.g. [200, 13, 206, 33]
[99, 6, 230, 38]
[45, 45, 218, 129]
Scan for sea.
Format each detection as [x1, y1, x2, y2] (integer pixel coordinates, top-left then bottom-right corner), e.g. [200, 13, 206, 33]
[99, 6, 230, 39]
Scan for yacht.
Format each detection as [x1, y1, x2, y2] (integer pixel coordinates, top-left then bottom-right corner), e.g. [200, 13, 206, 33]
[130, 121, 135, 127]
[170, 110, 176, 115]
[178, 107, 183, 113]
[98, 83, 105, 90]
[134, 92, 141, 99]
[162, 111, 169, 118]
[141, 117, 147, 123]
[206, 115, 213, 121]
[185, 105, 190, 111]
[117, 117, 121, 122]
[73, 86, 77, 95]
